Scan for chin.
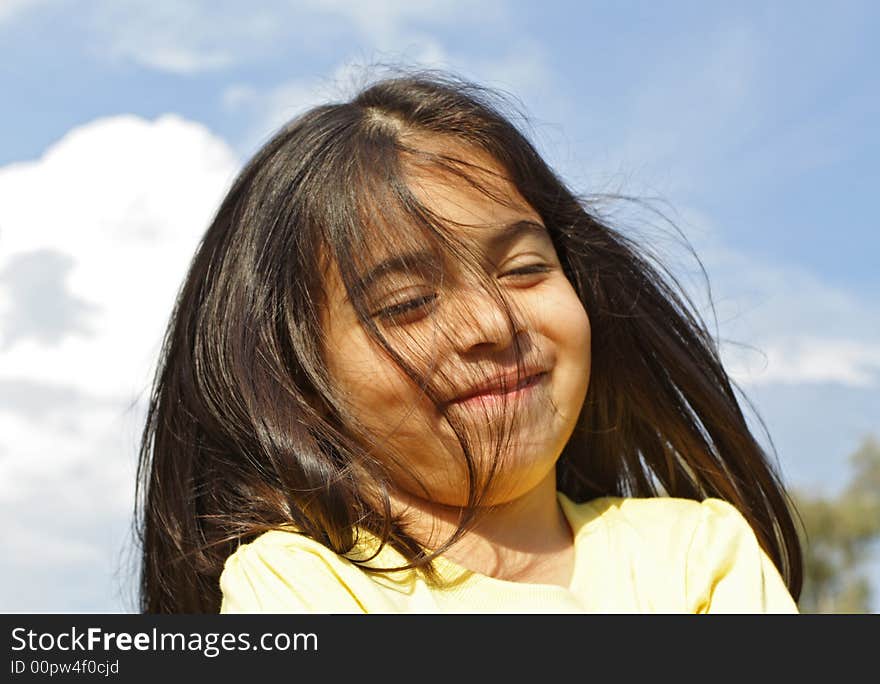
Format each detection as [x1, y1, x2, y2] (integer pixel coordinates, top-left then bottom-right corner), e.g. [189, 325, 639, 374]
[477, 452, 561, 505]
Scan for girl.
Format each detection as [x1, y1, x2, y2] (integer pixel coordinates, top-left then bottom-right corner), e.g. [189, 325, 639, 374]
[135, 71, 802, 613]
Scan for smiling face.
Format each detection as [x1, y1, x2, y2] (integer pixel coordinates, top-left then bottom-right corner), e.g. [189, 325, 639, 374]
[320, 139, 591, 508]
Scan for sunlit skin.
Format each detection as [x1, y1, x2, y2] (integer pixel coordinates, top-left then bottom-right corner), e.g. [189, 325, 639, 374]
[320, 139, 592, 585]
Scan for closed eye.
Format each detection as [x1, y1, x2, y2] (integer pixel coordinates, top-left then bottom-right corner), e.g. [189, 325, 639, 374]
[502, 263, 552, 278]
[375, 293, 438, 322]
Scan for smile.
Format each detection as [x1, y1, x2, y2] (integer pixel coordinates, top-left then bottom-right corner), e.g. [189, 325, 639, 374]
[448, 372, 548, 410]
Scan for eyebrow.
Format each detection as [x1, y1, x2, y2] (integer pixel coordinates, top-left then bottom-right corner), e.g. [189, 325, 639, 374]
[485, 219, 547, 251]
[352, 219, 548, 296]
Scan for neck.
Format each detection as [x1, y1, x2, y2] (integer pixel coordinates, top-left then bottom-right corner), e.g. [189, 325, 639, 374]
[388, 470, 575, 586]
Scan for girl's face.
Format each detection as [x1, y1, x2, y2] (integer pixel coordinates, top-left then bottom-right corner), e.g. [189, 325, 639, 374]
[320, 142, 591, 507]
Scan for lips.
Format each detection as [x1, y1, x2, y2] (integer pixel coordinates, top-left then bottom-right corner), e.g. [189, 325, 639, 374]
[448, 370, 548, 405]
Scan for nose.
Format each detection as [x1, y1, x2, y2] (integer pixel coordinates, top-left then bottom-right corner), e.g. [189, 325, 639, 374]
[449, 289, 521, 354]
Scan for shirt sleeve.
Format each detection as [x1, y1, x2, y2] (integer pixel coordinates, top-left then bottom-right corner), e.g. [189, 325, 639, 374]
[684, 498, 799, 614]
[218, 534, 369, 614]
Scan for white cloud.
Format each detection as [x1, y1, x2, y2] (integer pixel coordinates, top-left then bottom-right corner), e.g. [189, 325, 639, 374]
[0, 0, 47, 24]
[0, 113, 240, 398]
[724, 337, 880, 388]
[301, 0, 504, 48]
[0, 114, 240, 609]
[125, 45, 234, 75]
[655, 211, 880, 390]
[85, 1, 278, 74]
[48, 0, 504, 74]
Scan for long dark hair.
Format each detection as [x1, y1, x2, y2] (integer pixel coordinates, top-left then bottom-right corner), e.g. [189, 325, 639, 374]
[135, 70, 803, 612]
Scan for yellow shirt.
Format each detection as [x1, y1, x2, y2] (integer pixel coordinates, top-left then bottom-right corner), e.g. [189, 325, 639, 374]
[219, 493, 799, 613]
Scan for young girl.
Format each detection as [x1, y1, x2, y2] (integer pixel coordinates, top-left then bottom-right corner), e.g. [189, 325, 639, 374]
[135, 71, 802, 613]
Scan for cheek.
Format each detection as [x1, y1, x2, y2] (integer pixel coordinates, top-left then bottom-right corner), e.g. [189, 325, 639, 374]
[327, 331, 463, 499]
[327, 327, 438, 436]
[540, 283, 591, 369]
[564, 299, 592, 372]
[542, 286, 592, 412]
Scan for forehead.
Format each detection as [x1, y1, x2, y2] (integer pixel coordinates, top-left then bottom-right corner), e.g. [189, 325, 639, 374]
[362, 144, 544, 287]
[320, 139, 544, 321]
[402, 137, 541, 235]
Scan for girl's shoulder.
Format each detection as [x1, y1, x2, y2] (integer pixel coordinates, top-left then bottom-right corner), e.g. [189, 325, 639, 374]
[562, 494, 798, 613]
[560, 492, 750, 543]
[562, 494, 761, 578]
[221, 525, 342, 569]
[218, 526, 396, 613]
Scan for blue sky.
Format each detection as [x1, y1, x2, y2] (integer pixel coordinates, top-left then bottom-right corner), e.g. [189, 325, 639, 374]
[1, 0, 877, 611]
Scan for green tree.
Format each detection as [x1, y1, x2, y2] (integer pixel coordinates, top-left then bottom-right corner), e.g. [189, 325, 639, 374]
[792, 435, 880, 613]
